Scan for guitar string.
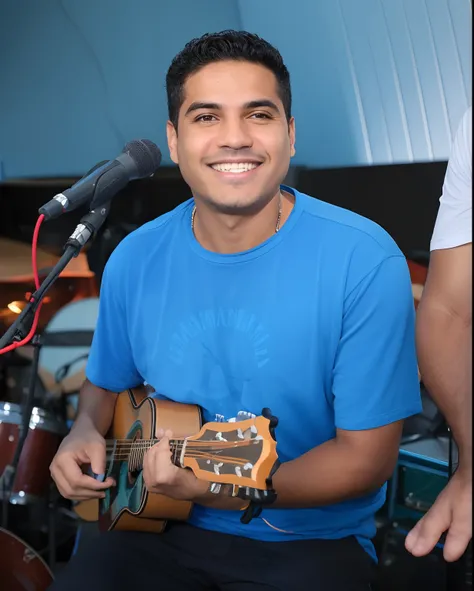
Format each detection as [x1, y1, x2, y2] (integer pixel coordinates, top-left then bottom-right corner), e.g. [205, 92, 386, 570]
[104, 445, 255, 453]
[106, 449, 254, 462]
[104, 438, 258, 445]
[102, 439, 266, 475]
[107, 454, 252, 466]
[106, 450, 257, 462]
[105, 442, 260, 463]
[104, 440, 258, 449]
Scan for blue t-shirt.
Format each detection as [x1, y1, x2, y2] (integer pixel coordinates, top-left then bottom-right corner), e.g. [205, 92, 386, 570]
[86, 186, 421, 561]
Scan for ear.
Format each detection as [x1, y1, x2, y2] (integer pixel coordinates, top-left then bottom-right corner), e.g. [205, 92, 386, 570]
[288, 117, 296, 158]
[166, 120, 179, 164]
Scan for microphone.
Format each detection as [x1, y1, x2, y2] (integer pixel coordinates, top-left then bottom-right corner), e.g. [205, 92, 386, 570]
[38, 139, 162, 221]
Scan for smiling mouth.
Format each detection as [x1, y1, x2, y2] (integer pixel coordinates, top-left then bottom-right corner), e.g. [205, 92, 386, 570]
[209, 162, 261, 173]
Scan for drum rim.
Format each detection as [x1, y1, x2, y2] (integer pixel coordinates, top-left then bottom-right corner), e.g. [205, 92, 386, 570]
[0, 526, 55, 579]
[0, 402, 66, 433]
[1, 402, 56, 419]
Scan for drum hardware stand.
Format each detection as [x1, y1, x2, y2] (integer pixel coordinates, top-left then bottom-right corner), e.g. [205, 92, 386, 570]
[47, 487, 57, 571]
[0, 334, 43, 530]
[30, 489, 80, 569]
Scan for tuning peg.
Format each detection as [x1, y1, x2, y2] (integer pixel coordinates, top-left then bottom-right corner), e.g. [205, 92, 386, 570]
[261, 408, 278, 440]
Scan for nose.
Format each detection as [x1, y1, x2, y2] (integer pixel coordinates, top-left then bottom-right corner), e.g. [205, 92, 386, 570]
[217, 117, 253, 150]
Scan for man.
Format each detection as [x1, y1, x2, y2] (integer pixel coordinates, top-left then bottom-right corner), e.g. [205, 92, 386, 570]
[48, 31, 421, 591]
[405, 107, 472, 564]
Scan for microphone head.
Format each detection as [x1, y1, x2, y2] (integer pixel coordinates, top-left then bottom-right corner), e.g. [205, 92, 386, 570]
[122, 139, 162, 178]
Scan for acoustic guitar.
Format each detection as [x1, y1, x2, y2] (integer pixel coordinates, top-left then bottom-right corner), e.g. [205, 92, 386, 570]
[90, 386, 279, 533]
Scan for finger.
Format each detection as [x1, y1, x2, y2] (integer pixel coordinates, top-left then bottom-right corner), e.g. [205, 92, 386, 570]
[70, 487, 107, 500]
[405, 520, 422, 551]
[90, 470, 116, 487]
[443, 518, 472, 562]
[59, 457, 114, 491]
[142, 453, 163, 490]
[53, 470, 106, 500]
[158, 434, 174, 466]
[155, 429, 173, 441]
[76, 472, 115, 490]
[78, 443, 106, 477]
[405, 505, 451, 556]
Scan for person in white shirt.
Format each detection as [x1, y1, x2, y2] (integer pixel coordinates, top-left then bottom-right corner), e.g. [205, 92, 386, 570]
[405, 106, 472, 562]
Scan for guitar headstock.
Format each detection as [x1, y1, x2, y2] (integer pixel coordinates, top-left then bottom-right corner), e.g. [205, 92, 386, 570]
[182, 413, 278, 490]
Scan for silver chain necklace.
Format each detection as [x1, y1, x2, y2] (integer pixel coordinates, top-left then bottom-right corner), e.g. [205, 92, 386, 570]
[191, 195, 282, 234]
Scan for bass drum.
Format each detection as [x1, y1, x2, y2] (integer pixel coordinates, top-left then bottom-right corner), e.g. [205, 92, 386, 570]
[0, 527, 54, 590]
[39, 297, 99, 401]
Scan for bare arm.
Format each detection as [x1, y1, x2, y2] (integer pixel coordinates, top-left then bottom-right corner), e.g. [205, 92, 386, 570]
[72, 379, 118, 437]
[270, 422, 402, 507]
[405, 244, 472, 561]
[416, 244, 472, 465]
[50, 379, 119, 499]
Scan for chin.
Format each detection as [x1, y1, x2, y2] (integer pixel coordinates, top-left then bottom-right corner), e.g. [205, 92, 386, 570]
[207, 199, 253, 215]
[203, 192, 268, 215]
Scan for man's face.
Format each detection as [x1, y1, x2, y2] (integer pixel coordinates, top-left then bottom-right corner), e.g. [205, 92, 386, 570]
[167, 60, 296, 214]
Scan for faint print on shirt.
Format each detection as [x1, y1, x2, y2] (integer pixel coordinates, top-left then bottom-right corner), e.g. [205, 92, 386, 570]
[168, 308, 270, 369]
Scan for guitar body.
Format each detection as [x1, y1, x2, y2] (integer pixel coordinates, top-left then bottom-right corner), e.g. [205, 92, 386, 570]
[98, 386, 202, 533]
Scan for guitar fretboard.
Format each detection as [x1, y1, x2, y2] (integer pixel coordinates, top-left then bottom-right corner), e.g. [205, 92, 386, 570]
[106, 439, 185, 472]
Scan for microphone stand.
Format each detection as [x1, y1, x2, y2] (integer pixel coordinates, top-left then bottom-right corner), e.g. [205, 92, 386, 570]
[0, 202, 112, 536]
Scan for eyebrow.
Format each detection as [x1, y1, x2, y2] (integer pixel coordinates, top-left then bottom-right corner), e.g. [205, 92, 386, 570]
[184, 99, 281, 116]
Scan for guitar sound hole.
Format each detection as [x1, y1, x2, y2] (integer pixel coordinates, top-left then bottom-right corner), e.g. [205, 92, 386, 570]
[127, 430, 143, 486]
[128, 470, 139, 485]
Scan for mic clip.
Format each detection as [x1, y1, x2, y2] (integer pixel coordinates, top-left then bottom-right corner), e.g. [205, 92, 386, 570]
[64, 201, 112, 252]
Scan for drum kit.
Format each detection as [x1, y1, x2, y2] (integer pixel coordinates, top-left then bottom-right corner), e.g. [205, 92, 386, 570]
[0, 238, 99, 590]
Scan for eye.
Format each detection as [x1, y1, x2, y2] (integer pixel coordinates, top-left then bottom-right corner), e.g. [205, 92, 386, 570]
[250, 112, 272, 120]
[195, 114, 217, 122]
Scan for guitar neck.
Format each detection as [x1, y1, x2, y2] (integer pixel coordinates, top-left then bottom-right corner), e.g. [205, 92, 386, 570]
[106, 438, 185, 471]
[104, 410, 278, 491]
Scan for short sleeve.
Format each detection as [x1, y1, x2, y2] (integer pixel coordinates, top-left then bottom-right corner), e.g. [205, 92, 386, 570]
[86, 247, 143, 392]
[431, 107, 472, 251]
[333, 256, 422, 430]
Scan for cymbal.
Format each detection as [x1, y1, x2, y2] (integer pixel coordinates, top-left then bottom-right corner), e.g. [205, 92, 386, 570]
[0, 237, 94, 283]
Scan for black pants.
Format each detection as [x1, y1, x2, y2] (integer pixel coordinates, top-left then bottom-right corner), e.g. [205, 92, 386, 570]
[48, 523, 375, 591]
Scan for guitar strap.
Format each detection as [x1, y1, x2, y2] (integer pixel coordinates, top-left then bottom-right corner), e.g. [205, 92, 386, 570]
[238, 458, 280, 524]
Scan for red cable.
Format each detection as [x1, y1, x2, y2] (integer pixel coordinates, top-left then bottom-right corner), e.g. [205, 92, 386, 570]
[0, 215, 45, 355]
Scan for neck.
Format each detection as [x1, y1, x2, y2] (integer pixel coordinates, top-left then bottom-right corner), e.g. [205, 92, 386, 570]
[192, 190, 293, 254]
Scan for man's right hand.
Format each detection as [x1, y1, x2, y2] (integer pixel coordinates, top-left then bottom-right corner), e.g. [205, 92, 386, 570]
[405, 466, 472, 562]
[50, 422, 115, 500]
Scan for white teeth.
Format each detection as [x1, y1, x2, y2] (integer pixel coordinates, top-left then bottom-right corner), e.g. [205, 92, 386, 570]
[211, 162, 259, 173]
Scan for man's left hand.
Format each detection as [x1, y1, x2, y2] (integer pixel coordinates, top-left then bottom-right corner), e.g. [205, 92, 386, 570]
[142, 429, 209, 501]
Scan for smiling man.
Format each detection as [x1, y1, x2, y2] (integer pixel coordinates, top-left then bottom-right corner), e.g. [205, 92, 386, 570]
[48, 31, 421, 591]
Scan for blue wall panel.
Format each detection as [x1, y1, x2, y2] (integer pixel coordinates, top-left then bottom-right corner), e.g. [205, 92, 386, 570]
[0, 0, 471, 178]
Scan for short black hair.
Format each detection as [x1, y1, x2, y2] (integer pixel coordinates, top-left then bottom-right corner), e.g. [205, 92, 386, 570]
[166, 30, 292, 129]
